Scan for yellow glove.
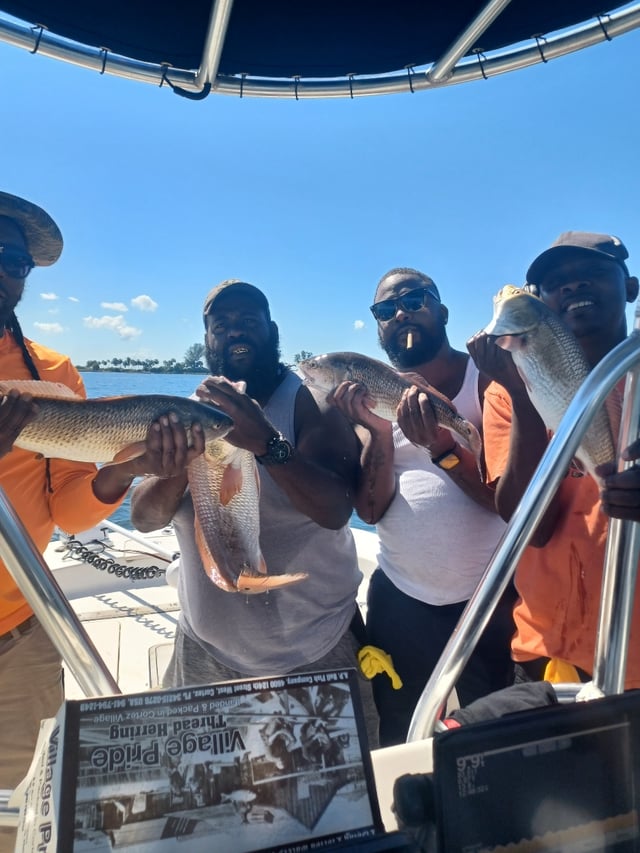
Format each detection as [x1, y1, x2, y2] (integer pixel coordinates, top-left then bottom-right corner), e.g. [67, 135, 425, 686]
[358, 645, 403, 690]
[543, 658, 581, 684]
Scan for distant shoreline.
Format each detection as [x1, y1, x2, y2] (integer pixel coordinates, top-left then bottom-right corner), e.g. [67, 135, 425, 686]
[77, 368, 208, 375]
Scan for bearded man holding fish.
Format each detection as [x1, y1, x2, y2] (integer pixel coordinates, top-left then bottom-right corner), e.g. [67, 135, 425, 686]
[325, 268, 516, 747]
[467, 231, 640, 688]
[131, 280, 379, 748]
[0, 192, 188, 853]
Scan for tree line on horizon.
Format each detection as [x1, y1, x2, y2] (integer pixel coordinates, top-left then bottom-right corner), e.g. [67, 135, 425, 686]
[78, 346, 315, 374]
[78, 343, 207, 374]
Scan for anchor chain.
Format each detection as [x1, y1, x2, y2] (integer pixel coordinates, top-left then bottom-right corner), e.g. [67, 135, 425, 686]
[65, 539, 167, 581]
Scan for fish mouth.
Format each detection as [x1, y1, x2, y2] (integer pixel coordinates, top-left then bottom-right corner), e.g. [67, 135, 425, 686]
[484, 317, 536, 337]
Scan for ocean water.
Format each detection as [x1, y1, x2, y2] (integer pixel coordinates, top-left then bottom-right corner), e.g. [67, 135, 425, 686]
[80, 371, 374, 533]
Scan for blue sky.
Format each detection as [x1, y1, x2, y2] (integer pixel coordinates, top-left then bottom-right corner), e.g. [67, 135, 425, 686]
[3, 24, 640, 368]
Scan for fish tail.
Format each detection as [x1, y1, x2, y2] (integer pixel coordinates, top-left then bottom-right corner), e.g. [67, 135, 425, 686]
[235, 571, 309, 594]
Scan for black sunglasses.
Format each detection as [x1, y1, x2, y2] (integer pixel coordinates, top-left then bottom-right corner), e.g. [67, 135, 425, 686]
[370, 286, 440, 322]
[0, 246, 35, 279]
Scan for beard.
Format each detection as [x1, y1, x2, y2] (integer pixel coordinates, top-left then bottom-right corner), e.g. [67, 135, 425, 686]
[381, 322, 447, 369]
[205, 327, 282, 400]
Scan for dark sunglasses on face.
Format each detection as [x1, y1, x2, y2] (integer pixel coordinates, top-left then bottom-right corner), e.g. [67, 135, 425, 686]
[370, 286, 440, 322]
[0, 246, 35, 279]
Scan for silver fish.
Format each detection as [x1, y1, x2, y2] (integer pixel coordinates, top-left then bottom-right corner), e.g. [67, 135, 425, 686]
[484, 285, 620, 480]
[0, 380, 234, 463]
[298, 350, 483, 463]
[188, 439, 308, 594]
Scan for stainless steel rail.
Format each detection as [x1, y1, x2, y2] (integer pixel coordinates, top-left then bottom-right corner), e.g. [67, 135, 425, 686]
[0, 489, 121, 696]
[408, 324, 640, 741]
[0, 4, 639, 99]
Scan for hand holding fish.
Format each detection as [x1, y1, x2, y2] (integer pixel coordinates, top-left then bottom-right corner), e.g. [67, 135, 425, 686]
[597, 438, 640, 521]
[466, 329, 526, 396]
[196, 376, 275, 456]
[130, 414, 207, 479]
[330, 380, 389, 432]
[397, 384, 457, 455]
[0, 389, 40, 459]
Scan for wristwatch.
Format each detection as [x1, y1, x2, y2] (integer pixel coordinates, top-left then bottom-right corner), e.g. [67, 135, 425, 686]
[256, 431, 294, 465]
[431, 445, 460, 470]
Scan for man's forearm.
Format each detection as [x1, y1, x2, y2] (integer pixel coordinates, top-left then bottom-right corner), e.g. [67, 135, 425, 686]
[353, 424, 396, 525]
[130, 473, 189, 532]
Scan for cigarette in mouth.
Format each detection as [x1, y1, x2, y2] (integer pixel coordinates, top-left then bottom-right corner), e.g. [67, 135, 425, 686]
[406, 332, 413, 349]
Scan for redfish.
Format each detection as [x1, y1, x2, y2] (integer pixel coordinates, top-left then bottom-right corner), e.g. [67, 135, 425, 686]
[0, 380, 233, 463]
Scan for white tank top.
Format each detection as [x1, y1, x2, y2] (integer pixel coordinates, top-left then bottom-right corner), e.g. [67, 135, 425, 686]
[376, 358, 505, 605]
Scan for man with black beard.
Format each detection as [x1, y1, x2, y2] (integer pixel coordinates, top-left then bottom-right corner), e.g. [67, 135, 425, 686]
[330, 268, 515, 746]
[131, 280, 379, 748]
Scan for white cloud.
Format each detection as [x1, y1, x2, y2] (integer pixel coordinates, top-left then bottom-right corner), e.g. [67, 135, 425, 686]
[34, 322, 64, 334]
[101, 301, 128, 312]
[83, 315, 142, 340]
[354, 320, 365, 330]
[48, 308, 60, 315]
[131, 294, 158, 312]
[40, 292, 58, 301]
[68, 296, 79, 303]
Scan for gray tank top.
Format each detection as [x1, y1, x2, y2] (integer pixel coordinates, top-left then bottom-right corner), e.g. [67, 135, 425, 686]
[174, 370, 362, 675]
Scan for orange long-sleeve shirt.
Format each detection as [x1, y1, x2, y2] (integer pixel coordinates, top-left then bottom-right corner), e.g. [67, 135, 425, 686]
[0, 332, 128, 633]
[483, 380, 640, 688]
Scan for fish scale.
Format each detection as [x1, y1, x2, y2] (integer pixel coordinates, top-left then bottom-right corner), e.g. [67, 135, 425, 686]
[484, 285, 618, 480]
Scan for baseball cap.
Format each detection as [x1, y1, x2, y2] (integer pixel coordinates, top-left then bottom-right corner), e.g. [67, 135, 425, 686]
[0, 191, 63, 266]
[526, 231, 630, 286]
[203, 279, 271, 325]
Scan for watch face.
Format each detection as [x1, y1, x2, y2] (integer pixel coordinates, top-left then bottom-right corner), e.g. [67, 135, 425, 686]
[261, 433, 293, 464]
[271, 439, 292, 462]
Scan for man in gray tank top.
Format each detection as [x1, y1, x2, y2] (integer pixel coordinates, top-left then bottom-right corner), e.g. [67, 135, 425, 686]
[131, 280, 378, 749]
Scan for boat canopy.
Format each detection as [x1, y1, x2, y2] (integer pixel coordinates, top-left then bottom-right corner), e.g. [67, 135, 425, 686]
[0, 0, 639, 99]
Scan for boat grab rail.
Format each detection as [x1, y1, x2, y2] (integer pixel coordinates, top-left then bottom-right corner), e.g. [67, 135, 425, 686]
[408, 310, 640, 741]
[0, 491, 121, 697]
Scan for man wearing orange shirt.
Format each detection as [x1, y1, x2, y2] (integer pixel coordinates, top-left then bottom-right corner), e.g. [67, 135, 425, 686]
[467, 232, 640, 686]
[0, 191, 195, 852]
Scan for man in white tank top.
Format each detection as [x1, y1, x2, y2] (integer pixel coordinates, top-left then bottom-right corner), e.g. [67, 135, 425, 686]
[331, 268, 516, 747]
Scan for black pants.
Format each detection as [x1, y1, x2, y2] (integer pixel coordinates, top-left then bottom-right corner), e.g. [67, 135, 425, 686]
[366, 568, 517, 747]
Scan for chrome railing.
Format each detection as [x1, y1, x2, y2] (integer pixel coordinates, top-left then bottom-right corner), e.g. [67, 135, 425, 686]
[0, 491, 120, 697]
[408, 318, 640, 741]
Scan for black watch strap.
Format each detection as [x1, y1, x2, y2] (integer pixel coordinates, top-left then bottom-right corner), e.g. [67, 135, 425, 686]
[256, 432, 294, 465]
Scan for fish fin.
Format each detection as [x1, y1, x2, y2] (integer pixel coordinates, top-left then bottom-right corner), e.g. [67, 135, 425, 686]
[604, 385, 623, 452]
[220, 461, 244, 506]
[0, 379, 83, 399]
[108, 442, 149, 465]
[235, 571, 309, 594]
[194, 516, 236, 592]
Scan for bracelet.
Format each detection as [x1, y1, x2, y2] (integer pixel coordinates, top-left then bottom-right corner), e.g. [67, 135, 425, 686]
[430, 444, 458, 465]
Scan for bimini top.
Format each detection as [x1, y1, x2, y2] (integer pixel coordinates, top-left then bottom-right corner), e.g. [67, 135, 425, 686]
[0, 0, 639, 100]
